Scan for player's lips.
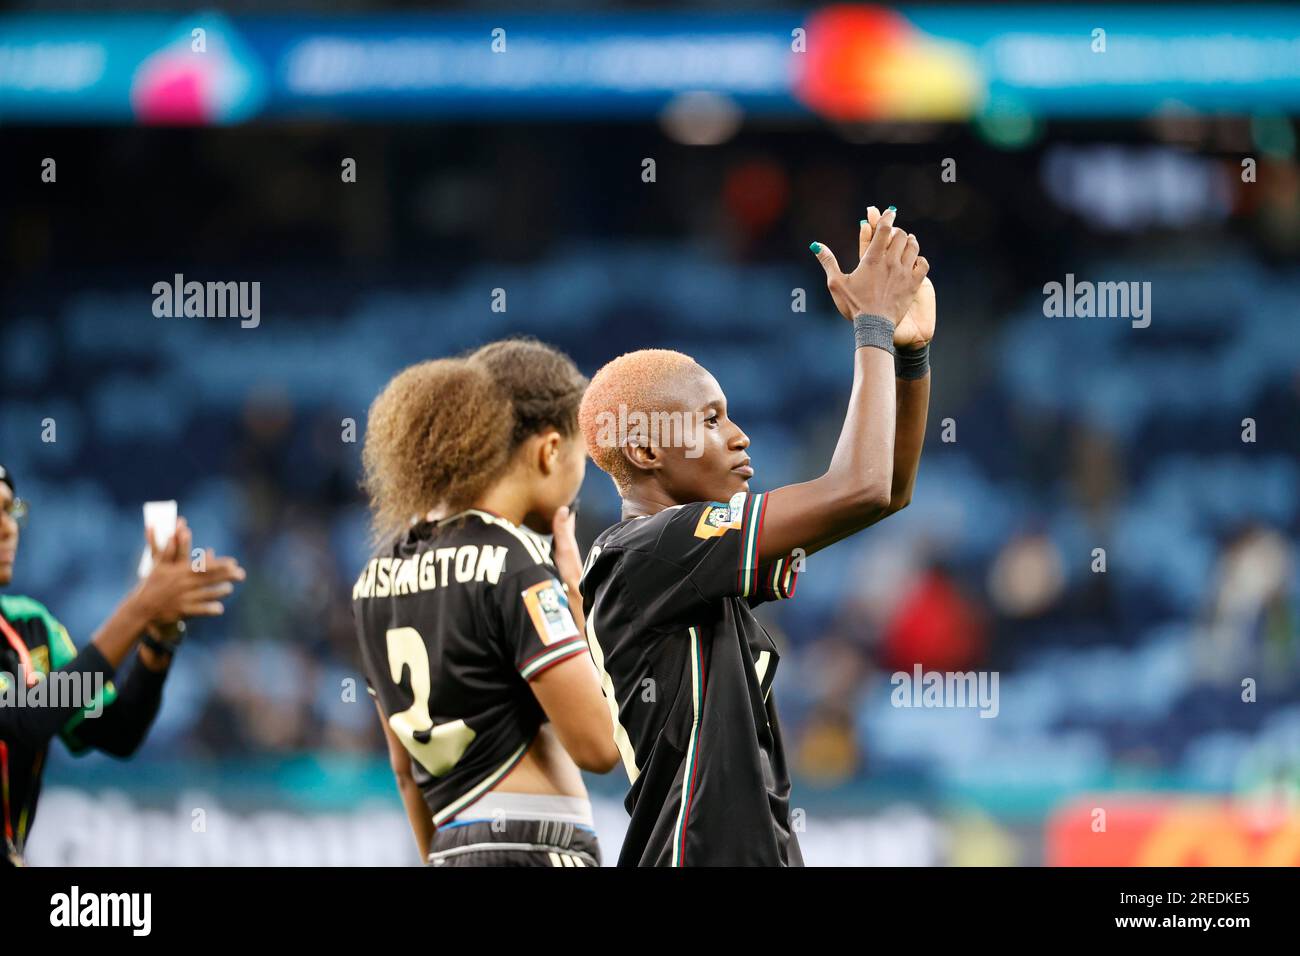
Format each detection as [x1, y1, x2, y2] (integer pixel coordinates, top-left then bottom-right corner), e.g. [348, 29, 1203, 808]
[731, 460, 754, 478]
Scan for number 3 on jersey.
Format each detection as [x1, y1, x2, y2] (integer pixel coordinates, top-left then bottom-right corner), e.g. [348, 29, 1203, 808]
[385, 626, 476, 776]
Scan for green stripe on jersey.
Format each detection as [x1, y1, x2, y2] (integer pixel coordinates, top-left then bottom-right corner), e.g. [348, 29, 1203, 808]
[671, 626, 705, 866]
[740, 494, 764, 596]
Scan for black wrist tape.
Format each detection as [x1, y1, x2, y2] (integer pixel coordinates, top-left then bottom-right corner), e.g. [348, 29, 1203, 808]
[895, 342, 930, 380]
[853, 314, 896, 354]
[141, 633, 177, 657]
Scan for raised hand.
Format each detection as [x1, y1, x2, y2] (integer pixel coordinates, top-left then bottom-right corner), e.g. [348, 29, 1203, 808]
[860, 207, 934, 348]
[134, 516, 245, 626]
[895, 276, 935, 349]
[812, 206, 928, 328]
[550, 504, 585, 632]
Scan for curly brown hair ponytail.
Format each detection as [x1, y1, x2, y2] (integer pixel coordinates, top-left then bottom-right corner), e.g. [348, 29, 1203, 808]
[362, 358, 512, 544]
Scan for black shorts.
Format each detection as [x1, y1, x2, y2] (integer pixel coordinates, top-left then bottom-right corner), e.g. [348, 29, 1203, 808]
[427, 818, 601, 867]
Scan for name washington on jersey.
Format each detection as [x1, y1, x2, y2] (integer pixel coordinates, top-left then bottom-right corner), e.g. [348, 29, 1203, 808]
[352, 544, 510, 600]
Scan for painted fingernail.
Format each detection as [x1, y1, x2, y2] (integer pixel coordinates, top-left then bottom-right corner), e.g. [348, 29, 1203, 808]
[809, 241, 822, 253]
[859, 219, 868, 226]
[886, 205, 897, 213]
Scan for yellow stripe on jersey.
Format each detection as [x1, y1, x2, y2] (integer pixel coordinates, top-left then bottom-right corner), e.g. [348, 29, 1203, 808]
[585, 613, 640, 784]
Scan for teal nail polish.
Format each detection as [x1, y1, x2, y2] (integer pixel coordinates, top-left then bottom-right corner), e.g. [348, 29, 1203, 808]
[886, 205, 897, 213]
[809, 241, 822, 253]
[859, 219, 867, 226]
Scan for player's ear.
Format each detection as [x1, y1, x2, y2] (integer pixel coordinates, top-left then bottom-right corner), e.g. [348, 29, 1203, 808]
[622, 438, 660, 474]
[535, 430, 563, 476]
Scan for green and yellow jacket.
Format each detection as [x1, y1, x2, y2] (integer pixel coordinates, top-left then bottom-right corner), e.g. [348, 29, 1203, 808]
[0, 594, 167, 864]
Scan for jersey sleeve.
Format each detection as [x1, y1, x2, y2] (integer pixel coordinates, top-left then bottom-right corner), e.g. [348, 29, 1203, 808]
[496, 564, 589, 681]
[623, 492, 801, 627]
[746, 553, 801, 607]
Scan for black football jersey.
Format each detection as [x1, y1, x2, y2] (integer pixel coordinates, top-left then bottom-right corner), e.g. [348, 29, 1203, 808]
[579, 491, 805, 867]
[352, 510, 588, 826]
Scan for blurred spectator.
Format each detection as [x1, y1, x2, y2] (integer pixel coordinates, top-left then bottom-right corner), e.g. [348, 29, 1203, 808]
[795, 705, 860, 785]
[881, 564, 988, 674]
[1194, 526, 1296, 688]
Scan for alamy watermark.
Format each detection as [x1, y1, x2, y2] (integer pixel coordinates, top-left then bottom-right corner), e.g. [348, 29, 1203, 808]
[1043, 273, 1151, 328]
[0, 670, 107, 718]
[50, 885, 151, 936]
[890, 665, 1000, 718]
[592, 405, 708, 458]
[152, 274, 260, 328]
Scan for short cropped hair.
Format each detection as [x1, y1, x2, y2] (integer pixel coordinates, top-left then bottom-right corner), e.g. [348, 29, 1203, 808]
[578, 348, 699, 495]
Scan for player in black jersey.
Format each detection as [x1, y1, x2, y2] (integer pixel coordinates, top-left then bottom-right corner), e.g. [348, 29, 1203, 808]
[577, 208, 935, 865]
[354, 339, 619, 867]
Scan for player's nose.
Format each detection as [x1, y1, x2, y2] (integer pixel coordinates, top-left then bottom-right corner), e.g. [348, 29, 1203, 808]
[730, 426, 750, 450]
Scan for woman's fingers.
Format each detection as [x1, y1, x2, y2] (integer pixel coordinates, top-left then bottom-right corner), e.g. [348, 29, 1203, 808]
[551, 505, 583, 584]
[551, 505, 576, 552]
[810, 241, 844, 287]
[180, 601, 225, 618]
[197, 556, 246, 583]
[884, 217, 909, 257]
[175, 519, 192, 563]
[901, 233, 920, 268]
[866, 207, 897, 258]
[191, 582, 235, 600]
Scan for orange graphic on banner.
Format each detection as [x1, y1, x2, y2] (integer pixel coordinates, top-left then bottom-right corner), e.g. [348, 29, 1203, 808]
[1047, 798, 1300, 866]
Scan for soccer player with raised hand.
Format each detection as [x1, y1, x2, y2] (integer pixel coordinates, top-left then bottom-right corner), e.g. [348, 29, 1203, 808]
[578, 206, 934, 866]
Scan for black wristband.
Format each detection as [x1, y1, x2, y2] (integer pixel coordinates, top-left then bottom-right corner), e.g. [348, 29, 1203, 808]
[895, 342, 930, 380]
[140, 632, 177, 657]
[853, 314, 896, 354]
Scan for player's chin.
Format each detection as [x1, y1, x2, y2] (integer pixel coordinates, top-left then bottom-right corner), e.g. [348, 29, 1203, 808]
[723, 472, 751, 497]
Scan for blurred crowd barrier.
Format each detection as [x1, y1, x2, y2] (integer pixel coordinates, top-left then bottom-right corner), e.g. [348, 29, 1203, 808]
[32, 780, 1300, 865]
[23, 781, 948, 866]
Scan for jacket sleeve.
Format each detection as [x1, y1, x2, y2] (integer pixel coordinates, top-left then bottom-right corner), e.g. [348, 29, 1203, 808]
[0, 645, 118, 750]
[62, 656, 167, 757]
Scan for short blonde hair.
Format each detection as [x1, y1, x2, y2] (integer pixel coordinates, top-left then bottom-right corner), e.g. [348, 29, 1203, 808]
[577, 348, 699, 494]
